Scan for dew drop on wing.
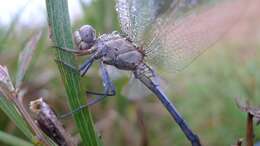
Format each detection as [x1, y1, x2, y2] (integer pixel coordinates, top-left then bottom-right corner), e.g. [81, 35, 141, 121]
[116, 0, 175, 45]
[142, 0, 248, 78]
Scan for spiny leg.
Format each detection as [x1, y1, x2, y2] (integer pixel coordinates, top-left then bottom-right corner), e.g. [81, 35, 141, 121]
[86, 61, 116, 105]
[54, 54, 95, 77]
[79, 56, 95, 76]
[55, 58, 91, 120]
[59, 62, 116, 119]
[78, 46, 106, 76]
[50, 46, 95, 56]
[57, 49, 113, 94]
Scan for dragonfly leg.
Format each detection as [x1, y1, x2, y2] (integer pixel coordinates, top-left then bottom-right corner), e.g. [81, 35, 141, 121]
[54, 53, 96, 78]
[79, 56, 95, 77]
[86, 61, 116, 106]
[59, 62, 116, 119]
[50, 45, 94, 56]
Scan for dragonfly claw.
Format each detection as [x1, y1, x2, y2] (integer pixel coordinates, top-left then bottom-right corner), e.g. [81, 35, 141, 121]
[54, 59, 79, 74]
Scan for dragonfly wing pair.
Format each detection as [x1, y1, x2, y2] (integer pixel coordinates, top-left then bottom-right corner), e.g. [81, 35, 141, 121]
[116, 0, 248, 75]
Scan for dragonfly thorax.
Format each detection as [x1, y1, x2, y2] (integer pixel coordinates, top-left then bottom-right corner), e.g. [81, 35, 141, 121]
[98, 34, 144, 71]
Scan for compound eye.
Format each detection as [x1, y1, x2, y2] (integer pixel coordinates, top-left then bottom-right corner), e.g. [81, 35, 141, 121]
[74, 25, 96, 50]
[79, 25, 96, 44]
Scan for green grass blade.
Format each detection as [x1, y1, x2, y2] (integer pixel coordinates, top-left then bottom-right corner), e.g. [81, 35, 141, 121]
[45, 0, 102, 145]
[0, 96, 35, 142]
[0, 130, 33, 146]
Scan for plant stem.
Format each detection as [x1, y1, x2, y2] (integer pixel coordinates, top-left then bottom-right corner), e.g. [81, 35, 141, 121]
[0, 130, 34, 146]
[246, 113, 253, 146]
[135, 102, 149, 146]
[45, 0, 101, 145]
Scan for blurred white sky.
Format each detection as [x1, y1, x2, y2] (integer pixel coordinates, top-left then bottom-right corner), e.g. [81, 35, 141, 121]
[0, 0, 90, 27]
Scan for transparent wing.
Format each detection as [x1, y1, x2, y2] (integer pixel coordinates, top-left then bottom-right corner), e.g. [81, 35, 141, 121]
[122, 74, 170, 101]
[144, 0, 247, 74]
[122, 76, 151, 101]
[15, 32, 41, 89]
[116, 0, 176, 45]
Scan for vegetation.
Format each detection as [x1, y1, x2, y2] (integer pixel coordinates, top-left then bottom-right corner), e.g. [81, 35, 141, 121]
[0, 0, 258, 146]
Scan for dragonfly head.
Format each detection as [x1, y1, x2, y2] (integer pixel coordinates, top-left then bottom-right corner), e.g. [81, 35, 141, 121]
[74, 25, 96, 50]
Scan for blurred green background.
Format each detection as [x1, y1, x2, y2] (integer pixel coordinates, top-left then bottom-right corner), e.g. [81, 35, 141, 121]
[0, 0, 259, 146]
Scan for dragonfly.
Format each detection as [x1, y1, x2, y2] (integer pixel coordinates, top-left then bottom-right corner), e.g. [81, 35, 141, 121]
[55, 0, 247, 145]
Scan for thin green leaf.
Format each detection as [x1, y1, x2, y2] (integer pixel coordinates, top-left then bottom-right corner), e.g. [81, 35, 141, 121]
[45, 0, 102, 145]
[0, 96, 34, 142]
[0, 130, 33, 146]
